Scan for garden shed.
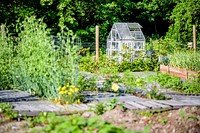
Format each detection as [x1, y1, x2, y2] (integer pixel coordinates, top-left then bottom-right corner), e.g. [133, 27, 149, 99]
[106, 22, 145, 62]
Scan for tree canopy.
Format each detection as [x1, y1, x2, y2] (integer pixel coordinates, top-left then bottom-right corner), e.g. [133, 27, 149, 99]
[0, 0, 199, 43]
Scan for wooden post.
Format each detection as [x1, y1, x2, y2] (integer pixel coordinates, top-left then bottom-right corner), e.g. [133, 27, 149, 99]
[1, 24, 5, 34]
[193, 25, 196, 53]
[95, 25, 99, 62]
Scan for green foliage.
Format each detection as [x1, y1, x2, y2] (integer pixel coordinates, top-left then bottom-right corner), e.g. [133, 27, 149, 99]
[1, 0, 200, 45]
[140, 110, 154, 117]
[93, 102, 107, 115]
[158, 117, 168, 124]
[0, 103, 18, 121]
[93, 97, 120, 115]
[146, 73, 183, 91]
[121, 71, 137, 93]
[78, 75, 97, 91]
[30, 112, 133, 133]
[146, 73, 200, 94]
[1, 16, 80, 98]
[182, 74, 200, 94]
[179, 109, 186, 119]
[102, 75, 122, 92]
[56, 84, 82, 104]
[0, 29, 13, 89]
[79, 51, 159, 74]
[167, 0, 200, 42]
[168, 51, 200, 71]
[145, 82, 169, 100]
[145, 38, 180, 55]
[137, 0, 175, 35]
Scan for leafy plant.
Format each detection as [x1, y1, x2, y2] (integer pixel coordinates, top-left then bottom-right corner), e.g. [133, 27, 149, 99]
[102, 74, 122, 92]
[179, 109, 186, 119]
[93, 102, 107, 115]
[140, 110, 154, 117]
[168, 51, 200, 71]
[145, 82, 169, 100]
[30, 112, 133, 133]
[2, 16, 81, 98]
[146, 73, 183, 91]
[55, 84, 83, 104]
[0, 103, 18, 122]
[0, 28, 14, 90]
[121, 71, 137, 93]
[78, 74, 97, 91]
[93, 97, 120, 115]
[182, 75, 200, 93]
[158, 117, 168, 124]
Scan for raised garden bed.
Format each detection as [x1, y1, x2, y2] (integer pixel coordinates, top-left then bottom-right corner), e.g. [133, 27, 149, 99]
[160, 64, 200, 80]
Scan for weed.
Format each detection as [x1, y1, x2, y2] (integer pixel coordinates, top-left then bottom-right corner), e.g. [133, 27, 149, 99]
[93, 102, 107, 115]
[140, 110, 154, 117]
[179, 109, 186, 119]
[0, 103, 18, 122]
[158, 117, 168, 124]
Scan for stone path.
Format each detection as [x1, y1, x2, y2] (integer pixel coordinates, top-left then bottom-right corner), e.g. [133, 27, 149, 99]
[1, 90, 200, 116]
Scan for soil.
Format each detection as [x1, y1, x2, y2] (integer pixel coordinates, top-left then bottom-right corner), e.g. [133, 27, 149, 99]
[0, 106, 200, 133]
[101, 106, 200, 133]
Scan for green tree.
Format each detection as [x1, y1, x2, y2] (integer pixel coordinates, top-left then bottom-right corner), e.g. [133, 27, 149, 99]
[136, 0, 176, 36]
[167, 0, 200, 43]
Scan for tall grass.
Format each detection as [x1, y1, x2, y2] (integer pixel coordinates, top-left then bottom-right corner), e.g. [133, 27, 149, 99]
[0, 16, 80, 98]
[0, 27, 13, 89]
[168, 51, 200, 71]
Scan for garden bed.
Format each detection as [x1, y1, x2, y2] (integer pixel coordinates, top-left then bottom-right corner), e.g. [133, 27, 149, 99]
[160, 64, 200, 80]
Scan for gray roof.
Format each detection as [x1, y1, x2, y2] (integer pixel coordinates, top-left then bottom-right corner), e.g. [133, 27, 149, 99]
[112, 22, 144, 40]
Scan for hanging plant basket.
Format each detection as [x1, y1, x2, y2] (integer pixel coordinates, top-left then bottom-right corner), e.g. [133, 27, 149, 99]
[160, 64, 199, 80]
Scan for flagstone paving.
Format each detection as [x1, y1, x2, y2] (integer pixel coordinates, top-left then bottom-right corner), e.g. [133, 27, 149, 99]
[0, 90, 200, 116]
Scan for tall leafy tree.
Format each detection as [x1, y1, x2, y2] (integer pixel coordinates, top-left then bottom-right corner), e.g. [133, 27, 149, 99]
[167, 0, 200, 42]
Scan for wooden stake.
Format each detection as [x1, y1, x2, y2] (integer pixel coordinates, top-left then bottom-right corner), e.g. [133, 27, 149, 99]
[193, 25, 196, 53]
[1, 24, 5, 34]
[95, 25, 99, 62]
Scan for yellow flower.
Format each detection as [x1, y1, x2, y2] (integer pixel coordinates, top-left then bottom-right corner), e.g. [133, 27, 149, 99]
[77, 99, 81, 104]
[112, 83, 120, 92]
[54, 97, 59, 102]
[57, 86, 62, 91]
[62, 86, 67, 91]
[68, 92, 72, 95]
[69, 88, 74, 92]
[54, 97, 61, 104]
[74, 88, 79, 92]
[59, 91, 65, 95]
[64, 90, 68, 94]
